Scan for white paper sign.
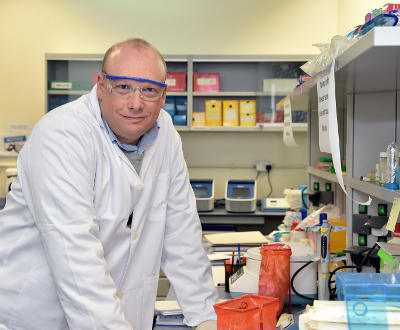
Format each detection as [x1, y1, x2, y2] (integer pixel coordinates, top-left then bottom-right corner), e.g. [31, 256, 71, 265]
[283, 99, 298, 147]
[317, 75, 330, 153]
[320, 48, 371, 206]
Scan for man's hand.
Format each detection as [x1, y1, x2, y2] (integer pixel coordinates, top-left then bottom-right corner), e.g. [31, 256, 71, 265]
[195, 320, 217, 329]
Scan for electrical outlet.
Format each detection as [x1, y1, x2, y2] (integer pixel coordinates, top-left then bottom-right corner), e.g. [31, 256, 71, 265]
[255, 161, 272, 172]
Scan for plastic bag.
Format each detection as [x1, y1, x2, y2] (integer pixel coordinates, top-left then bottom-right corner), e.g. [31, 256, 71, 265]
[296, 204, 341, 230]
[258, 244, 292, 314]
[214, 294, 279, 330]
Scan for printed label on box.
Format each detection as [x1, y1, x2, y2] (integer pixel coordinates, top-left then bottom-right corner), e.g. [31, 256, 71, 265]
[166, 78, 176, 86]
[224, 108, 237, 121]
[51, 82, 72, 89]
[197, 78, 217, 86]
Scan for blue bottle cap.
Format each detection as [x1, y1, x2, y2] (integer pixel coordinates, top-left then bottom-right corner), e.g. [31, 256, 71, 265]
[386, 182, 399, 190]
[319, 212, 327, 225]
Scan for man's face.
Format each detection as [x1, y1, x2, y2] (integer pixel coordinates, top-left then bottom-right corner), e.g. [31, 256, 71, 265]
[97, 46, 166, 145]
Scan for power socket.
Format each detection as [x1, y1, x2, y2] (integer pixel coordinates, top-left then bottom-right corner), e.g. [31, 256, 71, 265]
[255, 161, 272, 172]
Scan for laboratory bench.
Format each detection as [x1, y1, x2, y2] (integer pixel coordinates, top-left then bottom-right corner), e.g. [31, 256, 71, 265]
[199, 207, 285, 235]
[154, 286, 305, 329]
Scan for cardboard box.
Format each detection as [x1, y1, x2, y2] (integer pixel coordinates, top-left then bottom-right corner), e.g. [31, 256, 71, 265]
[194, 73, 220, 92]
[166, 72, 186, 92]
[239, 100, 256, 127]
[263, 79, 298, 94]
[192, 112, 206, 127]
[222, 100, 239, 127]
[205, 100, 222, 126]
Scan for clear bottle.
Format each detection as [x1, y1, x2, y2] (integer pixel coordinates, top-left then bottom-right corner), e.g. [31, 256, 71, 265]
[375, 163, 380, 184]
[386, 142, 400, 190]
[379, 152, 387, 186]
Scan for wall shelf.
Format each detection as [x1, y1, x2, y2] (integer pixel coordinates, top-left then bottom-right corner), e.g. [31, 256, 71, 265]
[46, 54, 308, 132]
[293, 27, 400, 252]
[308, 166, 339, 183]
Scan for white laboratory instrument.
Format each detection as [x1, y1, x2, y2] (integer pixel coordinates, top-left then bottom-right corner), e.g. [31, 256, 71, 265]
[261, 197, 289, 212]
[229, 242, 317, 303]
[225, 179, 256, 213]
[5, 168, 18, 195]
[190, 179, 215, 212]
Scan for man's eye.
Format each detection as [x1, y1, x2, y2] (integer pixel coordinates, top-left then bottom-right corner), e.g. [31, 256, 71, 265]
[116, 84, 131, 91]
[142, 87, 159, 94]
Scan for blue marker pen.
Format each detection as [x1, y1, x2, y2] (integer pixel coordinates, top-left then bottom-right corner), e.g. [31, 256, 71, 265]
[237, 243, 241, 265]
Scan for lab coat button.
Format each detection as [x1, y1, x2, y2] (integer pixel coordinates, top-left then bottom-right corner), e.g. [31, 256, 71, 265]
[135, 183, 143, 191]
[117, 291, 124, 299]
[132, 231, 138, 240]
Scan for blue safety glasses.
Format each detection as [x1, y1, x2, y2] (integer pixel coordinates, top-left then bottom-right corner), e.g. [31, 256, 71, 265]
[102, 72, 166, 101]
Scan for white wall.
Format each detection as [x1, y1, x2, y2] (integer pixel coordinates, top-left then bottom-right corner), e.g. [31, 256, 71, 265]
[0, 0, 340, 130]
[0, 0, 386, 198]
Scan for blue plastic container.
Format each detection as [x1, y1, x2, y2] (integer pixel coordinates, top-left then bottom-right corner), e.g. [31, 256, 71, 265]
[336, 273, 400, 329]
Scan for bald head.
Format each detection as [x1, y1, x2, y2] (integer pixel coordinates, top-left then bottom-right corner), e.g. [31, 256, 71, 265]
[101, 38, 167, 80]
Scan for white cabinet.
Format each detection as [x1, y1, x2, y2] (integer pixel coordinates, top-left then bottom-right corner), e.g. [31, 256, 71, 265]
[290, 27, 400, 250]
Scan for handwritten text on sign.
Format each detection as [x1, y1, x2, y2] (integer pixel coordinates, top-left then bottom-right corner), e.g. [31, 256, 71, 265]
[317, 76, 330, 153]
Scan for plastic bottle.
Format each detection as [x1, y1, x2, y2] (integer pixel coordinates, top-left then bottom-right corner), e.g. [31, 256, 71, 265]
[386, 142, 399, 190]
[375, 163, 380, 184]
[379, 152, 387, 186]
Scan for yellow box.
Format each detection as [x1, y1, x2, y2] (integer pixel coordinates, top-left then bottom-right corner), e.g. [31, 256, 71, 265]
[222, 100, 239, 126]
[329, 218, 346, 253]
[192, 112, 205, 127]
[205, 100, 222, 126]
[239, 100, 257, 126]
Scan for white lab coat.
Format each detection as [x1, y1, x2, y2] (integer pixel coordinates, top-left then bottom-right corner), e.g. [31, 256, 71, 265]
[0, 86, 218, 330]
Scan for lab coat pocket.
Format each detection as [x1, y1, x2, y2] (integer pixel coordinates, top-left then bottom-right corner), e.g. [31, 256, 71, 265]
[9, 264, 68, 330]
[142, 275, 159, 329]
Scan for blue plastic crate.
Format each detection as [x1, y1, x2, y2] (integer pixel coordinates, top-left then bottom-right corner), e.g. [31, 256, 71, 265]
[336, 273, 400, 301]
[336, 273, 400, 329]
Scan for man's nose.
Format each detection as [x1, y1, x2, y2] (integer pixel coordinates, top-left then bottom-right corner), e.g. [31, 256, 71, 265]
[127, 87, 143, 109]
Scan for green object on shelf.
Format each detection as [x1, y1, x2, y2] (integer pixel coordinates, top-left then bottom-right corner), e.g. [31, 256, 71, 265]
[377, 247, 397, 271]
[319, 156, 332, 162]
[329, 164, 346, 174]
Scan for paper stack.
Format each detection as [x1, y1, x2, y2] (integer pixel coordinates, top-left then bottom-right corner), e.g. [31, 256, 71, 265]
[154, 300, 187, 327]
[204, 231, 268, 252]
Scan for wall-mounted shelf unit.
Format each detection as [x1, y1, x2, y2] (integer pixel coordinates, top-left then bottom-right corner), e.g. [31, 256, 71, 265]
[46, 54, 309, 132]
[289, 27, 400, 254]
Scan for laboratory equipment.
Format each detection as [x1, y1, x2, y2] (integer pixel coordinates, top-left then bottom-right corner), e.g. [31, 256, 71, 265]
[225, 180, 256, 213]
[5, 168, 18, 195]
[229, 242, 317, 303]
[318, 213, 330, 301]
[190, 179, 215, 212]
[336, 273, 400, 329]
[386, 142, 399, 189]
[261, 196, 289, 213]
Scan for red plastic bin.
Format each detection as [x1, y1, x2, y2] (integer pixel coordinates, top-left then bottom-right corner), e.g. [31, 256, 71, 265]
[214, 294, 279, 330]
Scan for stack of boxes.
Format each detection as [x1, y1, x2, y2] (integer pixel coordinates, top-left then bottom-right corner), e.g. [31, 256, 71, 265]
[197, 99, 257, 127]
[165, 72, 187, 125]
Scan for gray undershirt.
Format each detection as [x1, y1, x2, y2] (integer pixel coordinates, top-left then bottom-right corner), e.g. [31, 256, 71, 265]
[123, 152, 144, 174]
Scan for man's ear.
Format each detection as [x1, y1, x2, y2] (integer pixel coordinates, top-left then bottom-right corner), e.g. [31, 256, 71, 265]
[159, 88, 167, 108]
[96, 72, 104, 100]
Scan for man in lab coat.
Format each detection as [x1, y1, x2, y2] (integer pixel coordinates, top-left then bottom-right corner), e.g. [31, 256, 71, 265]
[0, 38, 218, 329]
